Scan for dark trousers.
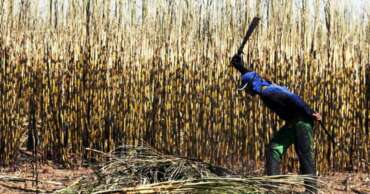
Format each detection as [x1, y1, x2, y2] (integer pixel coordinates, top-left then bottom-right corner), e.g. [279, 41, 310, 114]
[266, 119, 317, 193]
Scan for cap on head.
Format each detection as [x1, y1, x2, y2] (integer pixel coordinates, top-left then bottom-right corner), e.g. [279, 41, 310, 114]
[238, 71, 257, 91]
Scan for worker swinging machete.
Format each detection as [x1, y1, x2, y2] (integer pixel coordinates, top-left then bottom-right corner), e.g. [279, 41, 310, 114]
[233, 16, 341, 149]
[230, 16, 322, 194]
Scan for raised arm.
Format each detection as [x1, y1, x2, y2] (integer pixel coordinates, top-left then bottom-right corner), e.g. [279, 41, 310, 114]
[230, 55, 249, 74]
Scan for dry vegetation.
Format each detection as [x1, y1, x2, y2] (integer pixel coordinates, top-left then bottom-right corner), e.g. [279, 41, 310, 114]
[0, 0, 369, 176]
[55, 145, 322, 194]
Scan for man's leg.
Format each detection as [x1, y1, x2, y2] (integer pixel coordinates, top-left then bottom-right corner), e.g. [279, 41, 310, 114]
[266, 125, 295, 175]
[294, 120, 317, 193]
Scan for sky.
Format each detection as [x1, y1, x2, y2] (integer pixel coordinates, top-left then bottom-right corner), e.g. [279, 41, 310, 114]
[9, 0, 370, 22]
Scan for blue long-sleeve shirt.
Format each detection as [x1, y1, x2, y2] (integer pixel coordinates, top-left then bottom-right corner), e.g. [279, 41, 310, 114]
[240, 71, 314, 121]
[259, 84, 314, 121]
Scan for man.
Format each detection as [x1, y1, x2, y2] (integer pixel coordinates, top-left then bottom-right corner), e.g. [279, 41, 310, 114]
[231, 55, 321, 193]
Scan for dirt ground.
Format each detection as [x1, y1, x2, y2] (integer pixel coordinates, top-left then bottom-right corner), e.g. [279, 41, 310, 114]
[0, 152, 368, 194]
[0, 161, 93, 194]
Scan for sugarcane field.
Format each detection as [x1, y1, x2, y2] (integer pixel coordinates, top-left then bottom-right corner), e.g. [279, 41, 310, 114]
[0, 0, 369, 193]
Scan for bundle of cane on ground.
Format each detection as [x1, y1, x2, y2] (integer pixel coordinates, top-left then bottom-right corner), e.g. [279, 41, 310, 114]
[54, 145, 321, 194]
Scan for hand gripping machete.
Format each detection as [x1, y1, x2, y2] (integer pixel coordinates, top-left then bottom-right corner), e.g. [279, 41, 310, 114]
[230, 17, 260, 73]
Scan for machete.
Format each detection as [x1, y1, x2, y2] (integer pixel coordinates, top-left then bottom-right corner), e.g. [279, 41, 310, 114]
[237, 17, 260, 56]
[231, 17, 260, 74]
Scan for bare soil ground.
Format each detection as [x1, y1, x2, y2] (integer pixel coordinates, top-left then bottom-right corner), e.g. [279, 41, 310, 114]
[0, 151, 368, 194]
[0, 161, 93, 194]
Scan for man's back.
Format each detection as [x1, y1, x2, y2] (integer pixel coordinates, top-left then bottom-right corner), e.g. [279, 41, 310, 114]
[259, 83, 314, 122]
